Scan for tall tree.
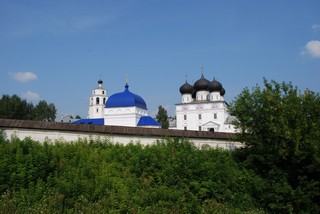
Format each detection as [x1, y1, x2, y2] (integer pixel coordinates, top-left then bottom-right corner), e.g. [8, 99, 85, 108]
[229, 79, 320, 213]
[33, 100, 57, 122]
[156, 105, 169, 129]
[0, 95, 34, 120]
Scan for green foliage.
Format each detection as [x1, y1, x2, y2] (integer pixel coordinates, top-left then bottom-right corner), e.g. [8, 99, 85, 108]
[0, 137, 264, 213]
[0, 95, 34, 120]
[156, 105, 169, 129]
[0, 94, 57, 121]
[229, 79, 320, 213]
[33, 100, 57, 121]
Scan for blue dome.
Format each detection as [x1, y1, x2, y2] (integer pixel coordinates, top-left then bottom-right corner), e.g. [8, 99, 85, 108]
[105, 84, 147, 110]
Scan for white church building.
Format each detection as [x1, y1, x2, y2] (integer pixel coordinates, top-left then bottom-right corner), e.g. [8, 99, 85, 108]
[74, 79, 160, 127]
[75, 75, 236, 133]
[175, 74, 236, 132]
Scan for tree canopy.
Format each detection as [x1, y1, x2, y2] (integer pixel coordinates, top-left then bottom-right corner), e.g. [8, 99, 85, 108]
[156, 105, 169, 129]
[0, 94, 57, 121]
[0, 136, 264, 213]
[229, 79, 320, 213]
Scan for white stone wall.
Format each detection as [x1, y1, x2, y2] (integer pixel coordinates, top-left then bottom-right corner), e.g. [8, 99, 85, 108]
[3, 128, 241, 149]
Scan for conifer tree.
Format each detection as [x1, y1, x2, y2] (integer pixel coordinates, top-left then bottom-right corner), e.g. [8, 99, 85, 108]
[156, 105, 169, 129]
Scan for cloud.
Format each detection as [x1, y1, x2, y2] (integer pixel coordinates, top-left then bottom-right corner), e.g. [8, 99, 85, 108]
[22, 90, 40, 101]
[9, 71, 38, 82]
[312, 24, 320, 32]
[300, 40, 320, 59]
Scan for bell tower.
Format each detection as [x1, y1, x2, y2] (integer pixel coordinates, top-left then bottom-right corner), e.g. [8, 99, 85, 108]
[88, 79, 108, 119]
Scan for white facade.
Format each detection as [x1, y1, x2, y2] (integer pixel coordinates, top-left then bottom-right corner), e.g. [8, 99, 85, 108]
[176, 102, 235, 132]
[88, 79, 108, 119]
[104, 106, 148, 127]
[176, 74, 236, 132]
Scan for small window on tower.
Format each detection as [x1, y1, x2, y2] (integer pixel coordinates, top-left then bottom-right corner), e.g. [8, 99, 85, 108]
[96, 97, 100, 105]
[198, 114, 202, 120]
[102, 91, 105, 94]
[103, 98, 106, 104]
[214, 113, 217, 119]
[199, 126, 201, 131]
[96, 108, 99, 113]
[184, 115, 187, 120]
[184, 127, 187, 131]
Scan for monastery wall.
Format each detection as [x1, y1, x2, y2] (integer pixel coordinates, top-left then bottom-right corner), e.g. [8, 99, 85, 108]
[0, 119, 242, 149]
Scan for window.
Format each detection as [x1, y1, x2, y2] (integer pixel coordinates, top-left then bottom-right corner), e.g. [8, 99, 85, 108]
[199, 126, 201, 131]
[102, 91, 105, 94]
[184, 127, 187, 131]
[214, 113, 217, 119]
[96, 108, 99, 113]
[184, 115, 187, 120]
[198, 114, 202, 120]
[96, 97, 100, 105]
[103, 98, 106, 104]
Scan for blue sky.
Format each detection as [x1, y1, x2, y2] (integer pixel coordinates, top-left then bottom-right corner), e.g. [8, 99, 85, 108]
[1, 0, 319, 118]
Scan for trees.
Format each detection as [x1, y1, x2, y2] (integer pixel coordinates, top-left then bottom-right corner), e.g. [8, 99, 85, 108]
[229, 79, 320, 213]
[0, 95, 34, 120]
[0, 95, 57, 121]
[33, 100, 57, 121]
[156, 105, 169, 129]
[0, 136, 264, 213]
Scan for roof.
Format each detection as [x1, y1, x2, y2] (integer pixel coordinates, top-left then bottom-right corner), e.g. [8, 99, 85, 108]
[105, 84, 147, 110]
[137, 116, 160, 127]
[73, 118, 104, 125]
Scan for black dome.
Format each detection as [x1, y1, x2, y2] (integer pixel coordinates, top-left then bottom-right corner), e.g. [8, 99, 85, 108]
[220, 87, 226, 96]
[179, 81, 194, 94]
[98, 79, 103, 84]
[208, 78, 222, 92]
[194, 74, 210, 91]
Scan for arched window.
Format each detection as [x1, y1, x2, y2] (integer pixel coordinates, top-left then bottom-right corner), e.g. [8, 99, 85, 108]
[96, 97, 100, 105]
[103, 98, 106, 104]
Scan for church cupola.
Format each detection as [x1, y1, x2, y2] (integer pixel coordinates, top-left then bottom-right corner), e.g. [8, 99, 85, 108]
[208, 78, 225, 101]
[208, 78, 222, 92]
[179, 80, 194, 103]
[194, 74, 210, 92]
[179, 81, 194, 94]
[194, 74, 210, 101]
[98, 79, 103, 87]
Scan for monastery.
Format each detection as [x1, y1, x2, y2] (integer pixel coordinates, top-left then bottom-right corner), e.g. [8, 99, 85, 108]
[74, 74, 236, 133]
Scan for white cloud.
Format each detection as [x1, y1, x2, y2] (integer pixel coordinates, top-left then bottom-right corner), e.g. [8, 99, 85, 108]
[9, 71, 38, 82]
[300, 40, 320, 59]
[22, 90, 40, 101]
[312, 24, 320, 32]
